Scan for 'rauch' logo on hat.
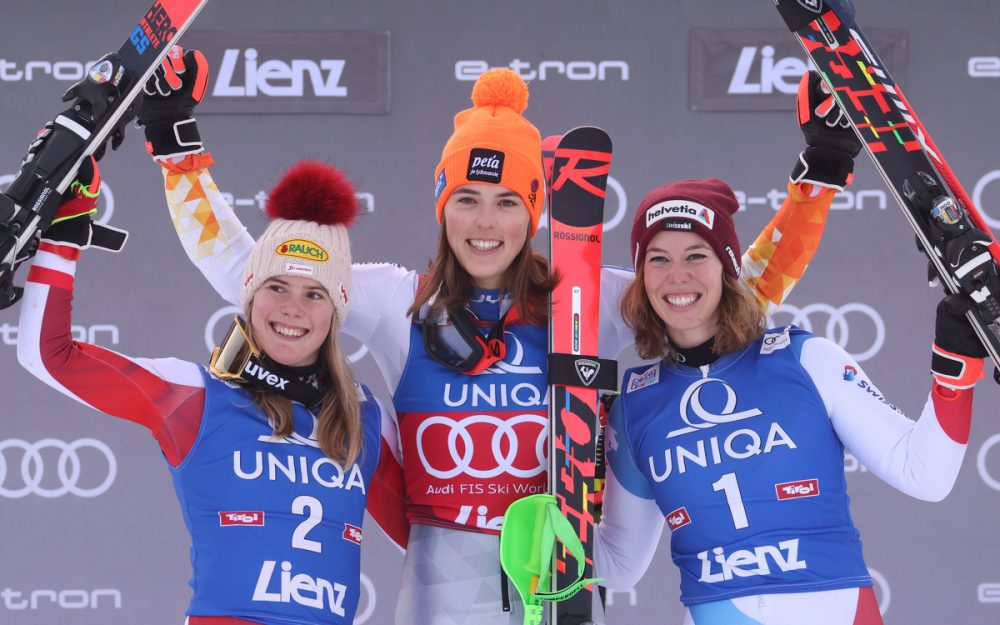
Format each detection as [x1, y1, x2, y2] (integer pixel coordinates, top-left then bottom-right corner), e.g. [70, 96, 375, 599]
[467, 148, 505, 184]
[276, 239, 329, 262]
[645, 200, 715, 230]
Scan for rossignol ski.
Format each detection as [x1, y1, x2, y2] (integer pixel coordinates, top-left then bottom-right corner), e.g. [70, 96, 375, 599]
[547, 127, 617, 625]
[774, 0, 1000, 380]
[0, 0, 209, 308]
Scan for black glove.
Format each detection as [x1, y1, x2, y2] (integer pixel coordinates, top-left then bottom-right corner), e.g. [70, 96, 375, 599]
[137, 45, 209, 160]
[790, 70, 863, 191]
[931, 293, 986, 389]
[39, 155, 127, 253]
[59, 52, 133, 162]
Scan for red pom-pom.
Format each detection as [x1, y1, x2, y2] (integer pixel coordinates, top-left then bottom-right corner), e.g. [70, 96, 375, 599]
[266, 160, 357, 227]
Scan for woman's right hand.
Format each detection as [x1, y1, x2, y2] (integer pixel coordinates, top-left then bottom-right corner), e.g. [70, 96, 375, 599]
[931, 293, 987, 389]
[137, 45, 209, 161]
[40, 155, 127, 253]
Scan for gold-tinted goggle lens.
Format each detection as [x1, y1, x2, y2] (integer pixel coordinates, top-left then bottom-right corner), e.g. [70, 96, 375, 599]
[209, 316, 259, 381]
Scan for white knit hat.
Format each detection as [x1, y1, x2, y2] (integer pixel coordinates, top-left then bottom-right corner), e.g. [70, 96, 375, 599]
[241, 161, 358, 328]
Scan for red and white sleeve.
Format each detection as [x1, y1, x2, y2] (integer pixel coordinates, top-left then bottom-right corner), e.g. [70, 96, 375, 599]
[17, 243, 207, 466]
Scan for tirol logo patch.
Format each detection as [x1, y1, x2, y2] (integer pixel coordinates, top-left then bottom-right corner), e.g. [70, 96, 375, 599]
[276, 239, 329, 262]
[626, 364, 660, 393]
[797, 0, 823, 13]
[343, 523, 363, 545]
[775, 478, 820, 500]
[575, 359, 600, 386]
[467, 148, 505, 183]
[645, 200, 715, 229]
[667, 506, 692, 530]
[219, 511, 265, 526]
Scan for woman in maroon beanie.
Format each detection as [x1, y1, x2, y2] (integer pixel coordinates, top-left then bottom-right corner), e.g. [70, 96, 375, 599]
[593, 176, 986, 624]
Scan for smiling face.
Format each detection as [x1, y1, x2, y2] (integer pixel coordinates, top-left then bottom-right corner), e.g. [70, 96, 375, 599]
[249, 275, 335, 368]
[642, 230, 724, 349]
[442, 183, 531, 290]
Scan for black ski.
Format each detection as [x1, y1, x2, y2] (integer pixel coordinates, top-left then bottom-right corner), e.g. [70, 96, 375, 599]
[774, 0, 1000, 379]
[0, 0, 210, 308]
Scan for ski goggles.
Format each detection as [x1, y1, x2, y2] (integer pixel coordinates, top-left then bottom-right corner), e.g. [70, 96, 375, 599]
[418, 304, 512, 375]
[209, 315, 260, 381]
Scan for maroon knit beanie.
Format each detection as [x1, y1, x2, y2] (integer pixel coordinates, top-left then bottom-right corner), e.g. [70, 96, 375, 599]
[630, 178, 742, 277]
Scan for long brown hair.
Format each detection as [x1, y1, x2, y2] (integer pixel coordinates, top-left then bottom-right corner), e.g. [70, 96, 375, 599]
[621, 265, 764, 361]
[246, 312, 363, 466]
[406, 221, 556, 325]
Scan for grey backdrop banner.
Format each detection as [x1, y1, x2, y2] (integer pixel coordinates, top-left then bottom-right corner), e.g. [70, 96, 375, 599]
[689, 28, 908, 111]
[1, 1, 1000, 625]
[180, 31, 391, 114]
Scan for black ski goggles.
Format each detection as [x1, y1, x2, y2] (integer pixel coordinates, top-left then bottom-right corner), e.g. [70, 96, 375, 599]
[419, 304, 512, 375]
[209, 316, 260, 381]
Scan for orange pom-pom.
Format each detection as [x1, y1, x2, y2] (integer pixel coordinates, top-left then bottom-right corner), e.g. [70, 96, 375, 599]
[470, 68, 529, 114]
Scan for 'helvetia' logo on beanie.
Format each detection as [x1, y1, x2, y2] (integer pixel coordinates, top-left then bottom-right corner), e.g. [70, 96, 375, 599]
[467, 148, 505, 183]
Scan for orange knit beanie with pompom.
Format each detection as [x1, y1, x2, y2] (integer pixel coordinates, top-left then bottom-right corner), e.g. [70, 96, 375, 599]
[433, 68, 544, 235]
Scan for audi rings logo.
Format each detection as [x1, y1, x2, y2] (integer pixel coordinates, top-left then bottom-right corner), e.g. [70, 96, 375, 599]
[770, 303, 885, 362]
[416, 414, 547, 479]
[1, 173, 115, 224]
[0, 438, 117, 498]
[537, 174, 627, 233]
[205, 306, 368, 364]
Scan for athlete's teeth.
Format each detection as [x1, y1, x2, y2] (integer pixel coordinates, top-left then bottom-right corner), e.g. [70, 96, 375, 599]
[274, 325, 306, 337]
[667, 294, 697, 307]
[470, 239, 501, 251]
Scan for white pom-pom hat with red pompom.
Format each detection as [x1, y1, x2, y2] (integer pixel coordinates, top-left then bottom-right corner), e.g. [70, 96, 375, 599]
[241, 160, 358, 328]
[433, 68, 545, 235]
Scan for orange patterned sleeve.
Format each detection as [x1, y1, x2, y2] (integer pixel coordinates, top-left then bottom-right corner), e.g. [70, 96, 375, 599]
[158, 153, 254, 306]
[741, 182, 835, 315]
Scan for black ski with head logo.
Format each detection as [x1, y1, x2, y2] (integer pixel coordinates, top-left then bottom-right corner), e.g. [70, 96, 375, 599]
[774, 0, 1000, 381]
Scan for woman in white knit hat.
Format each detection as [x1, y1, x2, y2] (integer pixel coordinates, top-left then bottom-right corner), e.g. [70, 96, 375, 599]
[17, 156, 393, 625]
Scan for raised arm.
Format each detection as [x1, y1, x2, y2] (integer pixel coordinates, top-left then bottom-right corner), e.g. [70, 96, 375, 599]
[17, 177, 206, 467]
[741, 71, 863, 315]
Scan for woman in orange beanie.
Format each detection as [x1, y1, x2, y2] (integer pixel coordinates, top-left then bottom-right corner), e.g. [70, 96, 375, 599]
[141, 47, 858, 624]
